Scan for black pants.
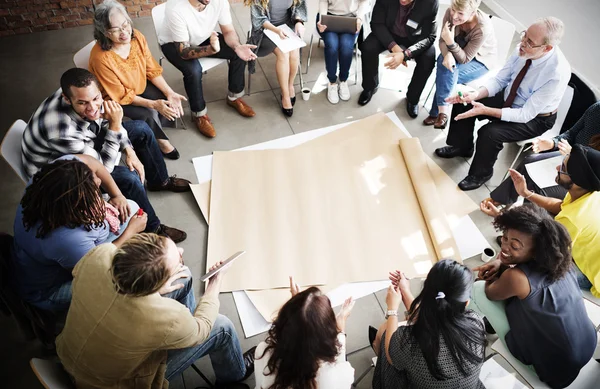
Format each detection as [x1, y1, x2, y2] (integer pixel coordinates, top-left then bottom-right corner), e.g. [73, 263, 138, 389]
[447, 92, 557, 177]
[122, 82, 170, 141]
[490, 151, 567, 204]
[161, 33, 246, 114]
[359, 33, 436, 104]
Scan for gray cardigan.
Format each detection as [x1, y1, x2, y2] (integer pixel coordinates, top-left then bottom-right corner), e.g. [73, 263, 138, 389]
[247, 0, 308, 73]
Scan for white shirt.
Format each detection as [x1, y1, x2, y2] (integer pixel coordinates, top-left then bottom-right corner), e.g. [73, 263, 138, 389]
[254, 333, 354, 389]
[483, 46, 571, 123]
[158, 0, 232, 46]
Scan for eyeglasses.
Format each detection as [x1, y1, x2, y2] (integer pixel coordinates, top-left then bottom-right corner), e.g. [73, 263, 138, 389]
[107, 20, 131, 35]
[519, 31, 545, 49]
[558, 154, 570, 176]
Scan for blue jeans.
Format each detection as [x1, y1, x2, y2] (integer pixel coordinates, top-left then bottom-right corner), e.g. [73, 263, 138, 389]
[429, 55, 488, 117]
[30, 280, 73, 312]
[317, 14, 358, 83]
[572, 264, 593, 291]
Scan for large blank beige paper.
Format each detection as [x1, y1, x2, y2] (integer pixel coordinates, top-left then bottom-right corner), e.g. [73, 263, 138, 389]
[207, 114, 472, 292]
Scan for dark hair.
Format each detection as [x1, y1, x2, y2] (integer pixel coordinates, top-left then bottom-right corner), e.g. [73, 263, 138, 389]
[93, 0, 134, 51]
[493, 204, 572, 281]
[111, 233, 171, 297]
[259, 287, 339, 389]
[60, 68, 100, 98]
[408, 259, 486, 380]
[21, 159, 106, 238]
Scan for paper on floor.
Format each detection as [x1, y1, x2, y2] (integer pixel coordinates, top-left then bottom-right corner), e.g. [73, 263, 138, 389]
[263, 24, 306, 53]
[525, 156, 562, 189]
[480, 358, 527, 389]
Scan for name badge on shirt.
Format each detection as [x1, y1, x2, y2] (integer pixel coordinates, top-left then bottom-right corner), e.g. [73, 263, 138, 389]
[406, 19, 419, 29]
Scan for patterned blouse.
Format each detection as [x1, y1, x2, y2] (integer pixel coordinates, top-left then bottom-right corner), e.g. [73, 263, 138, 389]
[555, 101, 600, 149]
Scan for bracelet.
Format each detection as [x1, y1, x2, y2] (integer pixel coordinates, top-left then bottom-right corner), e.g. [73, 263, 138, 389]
[525, 192, 535, 199]
[447, 42, 458, 50]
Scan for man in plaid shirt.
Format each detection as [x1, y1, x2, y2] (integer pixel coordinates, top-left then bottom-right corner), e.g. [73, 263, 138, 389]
[21, 68, 190, 242]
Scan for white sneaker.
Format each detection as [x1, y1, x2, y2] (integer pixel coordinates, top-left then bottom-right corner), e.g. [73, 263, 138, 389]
[327, 83, 339, 104]
[338, 81, 350, 101]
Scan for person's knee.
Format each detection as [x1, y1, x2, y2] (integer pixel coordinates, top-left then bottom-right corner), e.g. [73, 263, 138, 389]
[358, 35, 380, 56]
[471, 280, 487, 305]
[124, 120, 155, 142]
[182, 62, 203, 82]
[324, 34, 340, 52]
[212, 314, 236, 338]
[114, 168, 145, 191]
[478, 124, 503, 143]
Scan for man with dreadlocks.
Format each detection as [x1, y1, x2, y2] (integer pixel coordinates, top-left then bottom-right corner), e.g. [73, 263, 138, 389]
[11, 155, 148, 312]
[21, 68, 189, 243]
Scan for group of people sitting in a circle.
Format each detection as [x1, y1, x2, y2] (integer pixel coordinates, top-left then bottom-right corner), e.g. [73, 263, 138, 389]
[7, 0, 600, 388]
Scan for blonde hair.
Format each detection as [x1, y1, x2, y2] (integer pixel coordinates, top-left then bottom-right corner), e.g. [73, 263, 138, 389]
[244, 0, 300, 8]
[536, 16, 565, 46]
[111, 233, 170, 297]
[451, 0, 481, 12]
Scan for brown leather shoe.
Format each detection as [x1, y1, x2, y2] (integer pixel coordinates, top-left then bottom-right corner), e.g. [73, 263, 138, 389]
[227, 98, 256, 118]
[147, 175, 191, 193]
[156, 224, 187, 243]
[434, 113, 449, 129]
[423, 115, 436, 126]
[192, 115, 216, 138]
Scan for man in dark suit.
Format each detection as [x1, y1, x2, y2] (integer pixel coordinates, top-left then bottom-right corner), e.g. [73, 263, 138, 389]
[358, 0, 438, 118]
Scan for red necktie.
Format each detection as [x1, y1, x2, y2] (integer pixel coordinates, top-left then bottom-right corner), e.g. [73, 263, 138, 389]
[503, 59, 532, 108]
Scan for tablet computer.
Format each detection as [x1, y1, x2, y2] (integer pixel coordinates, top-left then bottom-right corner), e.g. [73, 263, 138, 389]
[321, 15, 358, 34]
[200, 251, 245, 281]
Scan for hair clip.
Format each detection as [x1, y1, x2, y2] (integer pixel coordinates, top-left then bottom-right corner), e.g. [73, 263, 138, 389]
[435, 291, 445, 300]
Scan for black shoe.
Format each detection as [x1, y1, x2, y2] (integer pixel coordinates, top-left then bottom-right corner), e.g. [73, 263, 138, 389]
[241, 346, 257, 381]
[358, 88, 378, 106]
[280, 95, 293, 117]
[434, 146, 474, 159]
[458, 174, 493, 191]
[483, 317, 496, 335]
[162, 148, 180, 160]
[291, 96, 296, 106]
[368, 325, 377, 350]
[406, 101, 419, 118]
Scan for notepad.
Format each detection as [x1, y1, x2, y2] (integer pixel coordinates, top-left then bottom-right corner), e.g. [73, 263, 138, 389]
[263, 24, 307, 53]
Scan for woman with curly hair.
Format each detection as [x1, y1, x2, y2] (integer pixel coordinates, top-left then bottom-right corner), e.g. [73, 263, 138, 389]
[11, 156, 147, 312]
[254, 278, 355, 388]
[472, 204, 597, 388]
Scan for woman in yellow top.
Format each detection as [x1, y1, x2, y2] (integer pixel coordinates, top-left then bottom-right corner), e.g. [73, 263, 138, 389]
[90, 0, 186, 159]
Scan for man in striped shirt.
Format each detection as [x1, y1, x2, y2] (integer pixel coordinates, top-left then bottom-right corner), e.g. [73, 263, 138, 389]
[21, 68, 190, 242]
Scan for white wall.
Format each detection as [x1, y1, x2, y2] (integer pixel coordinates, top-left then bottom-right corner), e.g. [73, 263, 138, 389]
[483, 0, 600, 96]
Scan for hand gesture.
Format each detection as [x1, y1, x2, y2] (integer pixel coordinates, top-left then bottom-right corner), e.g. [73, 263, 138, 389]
[158, 264, 190, 295]
[125, 210, 147, 234]
[336, 296, 355, 331]
[234, 44, 258, 61]
[125, 150, 145, 183]
[532, 138, 553, 153]
[356, 18, 362, 33]
[289, 276, 300, 297]
[441, 21, 455, 45]
[508, 168, 532, 198]
[455, 101, 487, 120]
[442, 53, 456, 72]
[480, 198, 501, 217]
[109, 194, 130, 223]
[558, 139, 572, 155]
[209, 31, 220, 54]
[317, 20, 327, 33]
[102, 100, 124, 130]
[295, 22, 305, 38]
[473, 259, 502, 281]
[384, 51, 406, 70]
[153, 99, 178, 121]
[166, 92, 187, 118]
[389, 270, 410, 294]
[385, 284, 402, 311]
[446, 89, 478, 105]
[275, 27, 288, 40]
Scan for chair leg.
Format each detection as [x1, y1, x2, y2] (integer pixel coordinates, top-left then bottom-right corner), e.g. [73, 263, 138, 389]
[298, 63, 304, 90]
[190, 363, 213, 388]
[351, 362, 374, 388]
[247, 71, 252, 96]
[503, 144, 526, 181]
[305, 34, 314, 74]
[354, 43, 359, 86]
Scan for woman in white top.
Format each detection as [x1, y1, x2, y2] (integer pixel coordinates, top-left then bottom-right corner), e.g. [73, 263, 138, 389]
[254, 278, 355, 388]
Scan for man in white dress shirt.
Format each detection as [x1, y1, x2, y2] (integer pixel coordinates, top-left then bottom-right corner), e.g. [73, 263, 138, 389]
[435, 17, 571, 191]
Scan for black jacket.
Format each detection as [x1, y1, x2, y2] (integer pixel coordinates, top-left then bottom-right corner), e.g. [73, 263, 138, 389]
[370, 0, 438, 59]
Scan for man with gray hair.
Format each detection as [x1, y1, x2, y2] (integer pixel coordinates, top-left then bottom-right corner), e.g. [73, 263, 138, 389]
[435, 17, 571, 191]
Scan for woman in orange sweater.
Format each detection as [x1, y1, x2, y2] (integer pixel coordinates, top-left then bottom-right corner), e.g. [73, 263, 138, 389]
[90, 0, 186, 159]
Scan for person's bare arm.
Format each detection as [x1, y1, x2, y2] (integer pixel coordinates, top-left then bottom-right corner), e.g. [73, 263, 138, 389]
[523, 192, 564, 215]
[484, 268, 530, 301]
[175, 33, 219, 60]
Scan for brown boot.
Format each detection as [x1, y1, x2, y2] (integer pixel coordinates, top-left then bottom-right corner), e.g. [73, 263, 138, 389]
[192, 115, 216, 138]
[434, 113, 449, 129]
[156, 224, 187, 243]
[423, 115, 436, 126]
[227, 98, 256, 117]
[147, 175, 191, 193]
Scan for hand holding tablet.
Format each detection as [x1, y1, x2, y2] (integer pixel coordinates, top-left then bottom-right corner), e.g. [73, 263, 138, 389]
[201, 251, 245, 282]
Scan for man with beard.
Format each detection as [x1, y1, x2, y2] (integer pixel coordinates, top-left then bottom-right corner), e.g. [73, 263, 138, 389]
[485, 145, 600, 298]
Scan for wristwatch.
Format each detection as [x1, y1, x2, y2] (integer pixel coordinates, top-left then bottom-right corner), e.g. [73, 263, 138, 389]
[385, 310, 398, 319]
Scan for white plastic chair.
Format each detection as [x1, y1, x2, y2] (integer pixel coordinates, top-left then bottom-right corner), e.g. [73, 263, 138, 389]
[73, 40, 96, 71]
[30, 358, 75, 389]
[1, 120, 28, 183]
[502, 85, 574, 180]
[151, 2, 227, 73]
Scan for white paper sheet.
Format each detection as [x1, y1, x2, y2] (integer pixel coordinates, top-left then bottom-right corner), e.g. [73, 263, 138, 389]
[525, 156, 562, 189]
[263, 24, 307, 53]
[449, 215, 491, 260]
[480, 358, 527, 389]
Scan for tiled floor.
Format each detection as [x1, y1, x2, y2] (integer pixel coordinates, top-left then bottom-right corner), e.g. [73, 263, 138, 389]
[0, 2, 533, 388]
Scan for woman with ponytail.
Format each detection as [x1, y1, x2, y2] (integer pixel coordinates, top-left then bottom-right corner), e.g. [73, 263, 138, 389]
[371, 259, 487, 388]
[472, 204, 597, 388]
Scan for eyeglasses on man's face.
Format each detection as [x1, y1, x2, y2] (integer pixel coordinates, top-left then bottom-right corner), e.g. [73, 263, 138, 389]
[558, 155, 570, 176]
[519, 31, 546, 50]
